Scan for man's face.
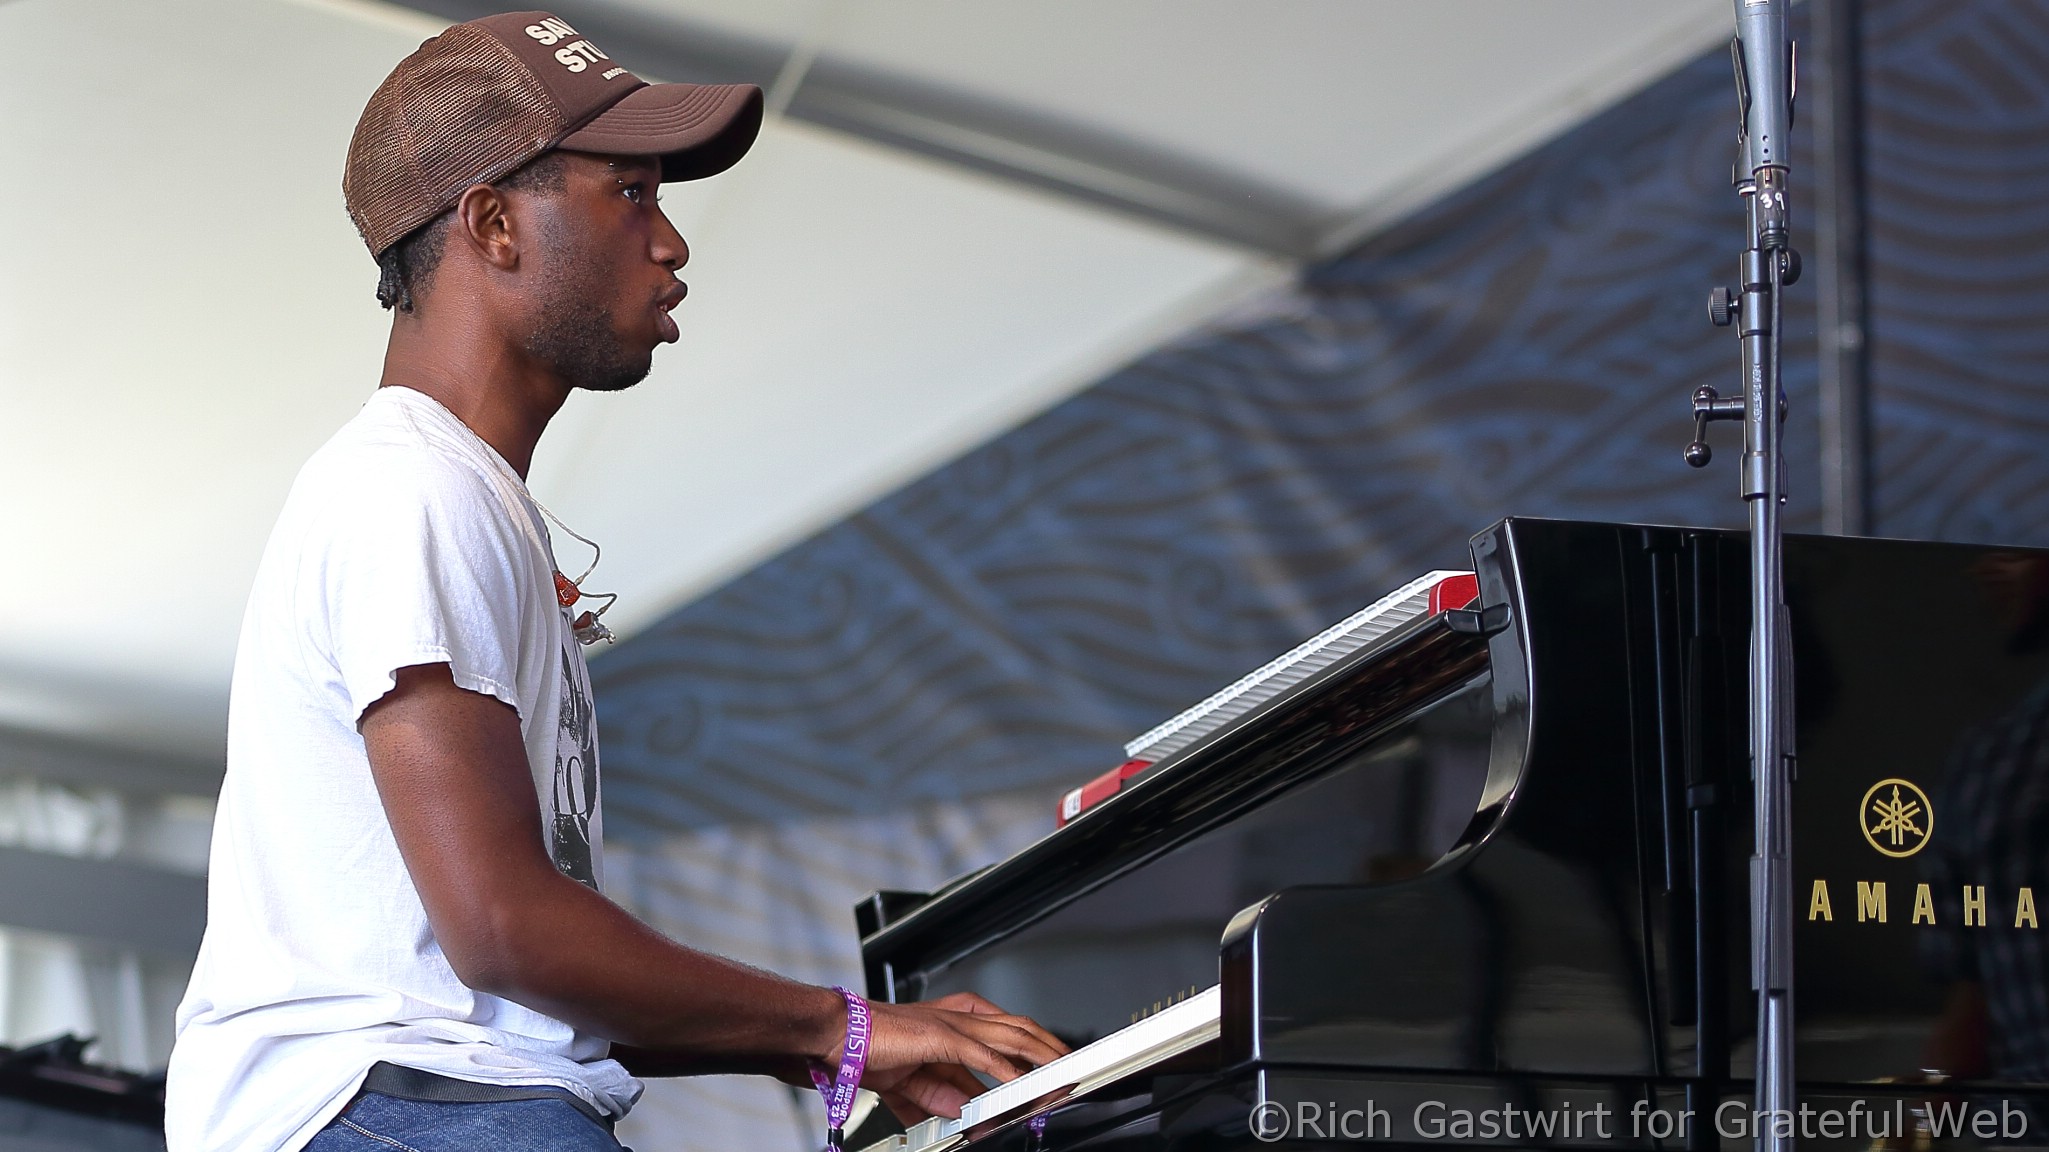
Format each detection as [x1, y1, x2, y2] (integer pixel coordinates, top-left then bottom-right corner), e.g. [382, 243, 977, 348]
[516, 152, 688, 393]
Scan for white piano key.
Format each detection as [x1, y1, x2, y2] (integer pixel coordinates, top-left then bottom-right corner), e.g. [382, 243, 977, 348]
[861, 985, 1222, 1152]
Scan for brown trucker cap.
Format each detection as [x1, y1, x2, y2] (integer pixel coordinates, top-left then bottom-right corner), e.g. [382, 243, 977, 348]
[344, 11, 764, 259]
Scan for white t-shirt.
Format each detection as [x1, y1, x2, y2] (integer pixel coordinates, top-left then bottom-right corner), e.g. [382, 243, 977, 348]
[166, 387, 641, 1152]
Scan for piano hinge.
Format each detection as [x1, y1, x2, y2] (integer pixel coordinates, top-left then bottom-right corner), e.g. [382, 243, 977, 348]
[1443, 603, 1511, 637]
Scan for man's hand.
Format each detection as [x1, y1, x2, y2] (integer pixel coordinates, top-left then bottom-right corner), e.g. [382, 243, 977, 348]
[856, 993, 1070, 1125]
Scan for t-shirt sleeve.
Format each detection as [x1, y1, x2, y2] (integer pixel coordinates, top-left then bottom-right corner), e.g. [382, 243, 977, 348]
[309, 454, 537, 724]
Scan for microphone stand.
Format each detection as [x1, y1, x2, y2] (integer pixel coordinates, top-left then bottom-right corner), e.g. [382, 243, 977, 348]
[1683, 3, 1799, 1150]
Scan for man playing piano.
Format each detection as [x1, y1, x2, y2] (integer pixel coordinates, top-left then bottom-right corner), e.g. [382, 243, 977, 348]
[164, 12, 1064, 1152]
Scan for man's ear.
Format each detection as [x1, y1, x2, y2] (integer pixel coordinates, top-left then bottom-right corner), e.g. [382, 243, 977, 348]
[451, 183, 519, 271]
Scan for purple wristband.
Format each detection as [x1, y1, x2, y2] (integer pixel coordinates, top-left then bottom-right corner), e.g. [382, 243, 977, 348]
[809, 986, 870, 1149]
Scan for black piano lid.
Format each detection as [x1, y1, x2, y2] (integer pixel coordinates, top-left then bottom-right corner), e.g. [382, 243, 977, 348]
[842, 518, 2049, 1145]
[858, 594, 1499, 994]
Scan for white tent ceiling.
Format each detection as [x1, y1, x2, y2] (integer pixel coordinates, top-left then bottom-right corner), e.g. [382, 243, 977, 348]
[0, 0, 1728, 772]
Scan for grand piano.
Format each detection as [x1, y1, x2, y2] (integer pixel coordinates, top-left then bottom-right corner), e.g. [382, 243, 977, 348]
[848, 518, 2049, 1150]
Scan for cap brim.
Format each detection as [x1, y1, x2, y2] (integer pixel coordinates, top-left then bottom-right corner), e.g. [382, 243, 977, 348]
[558, 82, 764, 181]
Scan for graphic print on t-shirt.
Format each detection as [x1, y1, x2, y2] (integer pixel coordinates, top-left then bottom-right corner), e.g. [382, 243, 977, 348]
[552, 640, 599, 888]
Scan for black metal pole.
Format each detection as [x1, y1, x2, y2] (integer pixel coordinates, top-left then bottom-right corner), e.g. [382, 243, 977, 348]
[1741, 182, 1797, 1152]
[1683, 3, 1799, 1148]
[1812, 0, 1873, 537]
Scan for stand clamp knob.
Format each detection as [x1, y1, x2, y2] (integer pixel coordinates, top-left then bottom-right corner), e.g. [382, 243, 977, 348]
[1777, 248, 1802, 287]
[1685, 385, 1746, 467]
[1709, 286, 1737, 327]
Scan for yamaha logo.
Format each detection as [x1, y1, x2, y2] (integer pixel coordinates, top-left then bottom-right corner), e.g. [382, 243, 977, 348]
[1860, 778, 1932, 858]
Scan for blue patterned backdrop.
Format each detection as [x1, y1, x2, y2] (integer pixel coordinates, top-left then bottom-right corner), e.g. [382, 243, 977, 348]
[594, 0, 2049, 840]
[592, 3, 2049, 1146]
[1863, 1, 2049, 541]
[594, 0, 2049, 844]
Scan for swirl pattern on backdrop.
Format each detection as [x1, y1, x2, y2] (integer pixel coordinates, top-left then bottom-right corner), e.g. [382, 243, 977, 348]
[592, 0, 2049, 841]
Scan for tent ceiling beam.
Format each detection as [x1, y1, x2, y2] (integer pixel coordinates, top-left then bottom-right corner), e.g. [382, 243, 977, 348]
[0, 726, 223, 799]
[405, 1, 1330, 259]
[0, 846, 206, 955]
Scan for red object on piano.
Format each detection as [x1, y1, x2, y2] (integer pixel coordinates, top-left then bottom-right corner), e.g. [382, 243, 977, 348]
[1429, 573, 1479, 614]
[1058, 759, 1152, 826]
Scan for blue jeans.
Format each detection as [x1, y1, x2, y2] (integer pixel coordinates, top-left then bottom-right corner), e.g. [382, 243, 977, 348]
[305, 1091, 629, 1152]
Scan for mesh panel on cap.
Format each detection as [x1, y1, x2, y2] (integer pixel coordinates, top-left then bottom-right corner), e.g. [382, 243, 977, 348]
[343, 25, 565, 259]
[343, 62, 427, 256]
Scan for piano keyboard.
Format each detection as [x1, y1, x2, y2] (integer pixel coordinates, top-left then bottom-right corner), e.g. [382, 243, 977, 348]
[1123, 570, 1474, 765]
[855, 985, 1222, 1152]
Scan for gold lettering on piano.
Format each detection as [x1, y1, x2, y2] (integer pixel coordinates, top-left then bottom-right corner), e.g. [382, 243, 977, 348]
[1913, 883, 1936, 924]
[1804, 879, 2047, 931]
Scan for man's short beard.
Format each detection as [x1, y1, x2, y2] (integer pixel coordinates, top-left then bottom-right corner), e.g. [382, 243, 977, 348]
[523, 218, 653, 393]
[525, 293, 652, 393]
